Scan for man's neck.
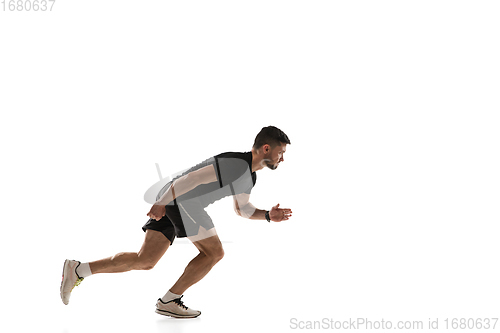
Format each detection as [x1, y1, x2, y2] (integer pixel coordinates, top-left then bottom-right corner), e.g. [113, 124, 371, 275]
[251, 148, 264, 173]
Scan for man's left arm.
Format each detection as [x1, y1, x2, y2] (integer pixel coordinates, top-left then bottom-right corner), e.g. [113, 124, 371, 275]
[233, 193, 292, 222]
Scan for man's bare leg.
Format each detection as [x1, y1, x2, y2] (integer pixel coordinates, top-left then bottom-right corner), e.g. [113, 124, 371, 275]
[168, 227, 224, 295]
[89, 230, 170, 274]
[153, 227, 222, 318]
[61, 230, 170, 305]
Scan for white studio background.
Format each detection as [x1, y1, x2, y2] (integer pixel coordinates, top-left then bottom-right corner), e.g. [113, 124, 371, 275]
[1, 1, 499, 333]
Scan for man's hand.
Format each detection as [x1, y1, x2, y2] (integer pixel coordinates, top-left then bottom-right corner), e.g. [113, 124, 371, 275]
[147, 204, 166, 221]
[269, 203, 292, 222]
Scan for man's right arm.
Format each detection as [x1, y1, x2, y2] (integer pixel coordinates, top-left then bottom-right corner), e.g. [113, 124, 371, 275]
[154, 164, 218, 206]
[147, 164, 218, 221]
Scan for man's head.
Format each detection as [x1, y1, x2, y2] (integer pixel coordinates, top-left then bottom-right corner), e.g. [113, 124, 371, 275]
[253, 126, 291, 170]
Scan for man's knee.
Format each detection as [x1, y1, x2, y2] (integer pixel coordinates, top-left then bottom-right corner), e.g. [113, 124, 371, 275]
[208, 246, 224, 262]
[136, 256, 157, 270]
[194, 234, 224, 262]
[139, 262, 156, 270]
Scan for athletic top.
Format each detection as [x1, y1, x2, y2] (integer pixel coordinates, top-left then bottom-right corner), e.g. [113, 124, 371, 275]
[156, 152, 257, 208]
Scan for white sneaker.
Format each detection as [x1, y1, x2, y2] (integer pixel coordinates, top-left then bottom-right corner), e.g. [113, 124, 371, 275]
[155, 296, 201, 318]
[60, 259, 84, 305]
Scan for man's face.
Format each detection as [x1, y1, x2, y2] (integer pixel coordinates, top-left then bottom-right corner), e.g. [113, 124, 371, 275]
[264, 143, 287, 170]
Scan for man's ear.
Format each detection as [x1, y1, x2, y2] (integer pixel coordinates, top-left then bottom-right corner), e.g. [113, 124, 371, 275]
[262, 144, 271, 154]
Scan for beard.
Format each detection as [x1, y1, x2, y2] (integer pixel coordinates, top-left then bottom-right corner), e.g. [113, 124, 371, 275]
[266, 161, 279, 170]
[261, 158, 279, 170]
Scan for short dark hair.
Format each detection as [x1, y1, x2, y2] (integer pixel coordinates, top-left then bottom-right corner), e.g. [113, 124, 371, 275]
[253, 126, 291, 149]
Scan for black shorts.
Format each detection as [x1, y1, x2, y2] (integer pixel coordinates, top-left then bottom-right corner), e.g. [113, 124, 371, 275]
[142, 199, 214, 244]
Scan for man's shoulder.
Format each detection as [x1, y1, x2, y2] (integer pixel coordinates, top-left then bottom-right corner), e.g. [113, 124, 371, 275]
[215, 151, 252, 166]
[215, 151, 253, 175]
[215, 151, 251, 159]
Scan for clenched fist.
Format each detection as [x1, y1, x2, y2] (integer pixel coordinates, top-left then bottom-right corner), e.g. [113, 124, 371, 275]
[147, 204, 166, 221]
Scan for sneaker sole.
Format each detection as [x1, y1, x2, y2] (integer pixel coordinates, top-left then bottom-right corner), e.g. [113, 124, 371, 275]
[60, 259, 72, 304]
[155, 308, 201, 318]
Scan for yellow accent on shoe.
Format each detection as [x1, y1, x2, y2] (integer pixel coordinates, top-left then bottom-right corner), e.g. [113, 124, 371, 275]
[71, 277, 84, 292]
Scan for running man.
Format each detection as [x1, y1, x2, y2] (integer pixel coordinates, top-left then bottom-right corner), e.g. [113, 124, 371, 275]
[60, 126, 292, 318]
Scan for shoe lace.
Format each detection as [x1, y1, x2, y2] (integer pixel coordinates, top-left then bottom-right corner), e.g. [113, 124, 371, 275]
[173, 296, 188, 310]
[71, 277, 84, 292]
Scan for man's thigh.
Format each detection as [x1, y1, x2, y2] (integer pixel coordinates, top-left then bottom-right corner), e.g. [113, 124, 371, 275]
[137, 230, 171, 265]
